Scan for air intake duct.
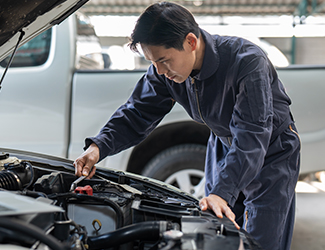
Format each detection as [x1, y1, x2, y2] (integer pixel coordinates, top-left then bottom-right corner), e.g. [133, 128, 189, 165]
[0, 159, 33, 191]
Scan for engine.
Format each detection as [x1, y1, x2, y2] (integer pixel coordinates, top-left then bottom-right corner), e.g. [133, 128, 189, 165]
[0, 151, 262, 250]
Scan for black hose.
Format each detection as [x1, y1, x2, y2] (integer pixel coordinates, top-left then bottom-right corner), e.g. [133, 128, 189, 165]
[0, 171, 20, 190]
[74, 194, 125, 228]
[87, 221, 167, 249]
[0, 217, 69, 250]
[23, 161, 34, 190]
[0, 161, 34, 191]
[49, 192, 125, 229]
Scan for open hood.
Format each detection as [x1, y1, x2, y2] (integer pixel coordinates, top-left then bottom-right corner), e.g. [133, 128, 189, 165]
[0, 0, 89, 62]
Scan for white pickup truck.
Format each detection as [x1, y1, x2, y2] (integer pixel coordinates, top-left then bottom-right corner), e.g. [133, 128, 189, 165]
[1, 14, 324, 198]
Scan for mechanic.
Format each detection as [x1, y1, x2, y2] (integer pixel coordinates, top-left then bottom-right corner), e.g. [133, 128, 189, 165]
[74, 2, 300, 250]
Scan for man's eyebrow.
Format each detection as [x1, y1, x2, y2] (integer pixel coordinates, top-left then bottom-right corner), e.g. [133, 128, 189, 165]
[155, 56, 166, 63]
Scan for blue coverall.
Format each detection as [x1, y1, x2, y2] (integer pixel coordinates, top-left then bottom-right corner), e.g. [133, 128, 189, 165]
[85, 29, 301, 250]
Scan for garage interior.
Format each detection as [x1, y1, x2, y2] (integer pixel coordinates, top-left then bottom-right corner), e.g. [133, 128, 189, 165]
[79, 0, 325, 65]
[78, 1, 325, 249]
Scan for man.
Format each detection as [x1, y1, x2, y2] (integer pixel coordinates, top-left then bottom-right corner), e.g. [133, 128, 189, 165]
[74, 2, 300, 250]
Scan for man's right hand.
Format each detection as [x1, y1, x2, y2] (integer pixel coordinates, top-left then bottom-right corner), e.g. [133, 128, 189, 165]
[73, 143, 99, 178]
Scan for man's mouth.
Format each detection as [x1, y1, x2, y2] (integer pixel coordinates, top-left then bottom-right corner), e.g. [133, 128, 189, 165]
[167, 75, 176, 80]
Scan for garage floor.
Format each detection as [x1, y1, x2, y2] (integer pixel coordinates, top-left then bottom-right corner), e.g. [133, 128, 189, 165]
[291, 179, 325, 250]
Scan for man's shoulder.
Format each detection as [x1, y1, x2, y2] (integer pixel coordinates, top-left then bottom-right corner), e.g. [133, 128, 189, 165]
[213, 34, 267, 62]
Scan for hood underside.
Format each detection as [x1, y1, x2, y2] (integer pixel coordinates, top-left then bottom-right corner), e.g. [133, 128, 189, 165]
[0, 0, 88, 61]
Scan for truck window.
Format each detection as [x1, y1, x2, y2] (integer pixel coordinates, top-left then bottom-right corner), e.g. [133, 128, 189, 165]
[0, 28, 52, 68]
[76, 12, 105, 70]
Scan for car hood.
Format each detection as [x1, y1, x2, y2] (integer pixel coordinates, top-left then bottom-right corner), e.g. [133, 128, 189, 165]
[0, 0, 88, 62]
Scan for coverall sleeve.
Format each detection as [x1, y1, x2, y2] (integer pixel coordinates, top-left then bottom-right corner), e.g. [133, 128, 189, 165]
[85, 66, 174, 162]
[210, 56, 274, 207]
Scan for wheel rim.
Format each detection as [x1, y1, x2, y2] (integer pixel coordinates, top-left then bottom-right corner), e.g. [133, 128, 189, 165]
[164, 169, 205, 199]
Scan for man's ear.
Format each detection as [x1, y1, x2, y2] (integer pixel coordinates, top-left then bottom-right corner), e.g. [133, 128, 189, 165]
[185, 33, 197, 51]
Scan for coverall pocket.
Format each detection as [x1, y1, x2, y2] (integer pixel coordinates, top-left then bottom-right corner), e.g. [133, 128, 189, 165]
[243, 74, 272, 123]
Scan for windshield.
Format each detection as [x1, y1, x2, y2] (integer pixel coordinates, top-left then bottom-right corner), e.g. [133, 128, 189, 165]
[0, 29, 52, 68]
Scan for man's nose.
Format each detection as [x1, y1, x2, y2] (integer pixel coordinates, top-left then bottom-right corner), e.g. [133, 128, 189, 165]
[154, 62, 168, 75]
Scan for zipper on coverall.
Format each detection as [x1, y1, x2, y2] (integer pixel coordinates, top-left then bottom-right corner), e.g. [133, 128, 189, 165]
[192, 77, 232, 147]
[192, 77, 216, 136]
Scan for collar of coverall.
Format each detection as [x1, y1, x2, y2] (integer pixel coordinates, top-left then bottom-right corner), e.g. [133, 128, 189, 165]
[191, 28, 220, 81]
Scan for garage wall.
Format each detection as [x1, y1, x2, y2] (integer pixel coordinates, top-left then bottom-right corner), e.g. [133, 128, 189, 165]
[98, 36, 325, 66]
[264, 37, 325, 65]
[99, 36, 129, 47]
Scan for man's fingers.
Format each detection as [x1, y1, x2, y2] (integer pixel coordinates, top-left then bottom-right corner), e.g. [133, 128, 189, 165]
[82, 154, 98, 177]
[74, 143, 99, 177]
[207, 195, 225, 218]
[199, 194, 240, 230]
[211, 202, 224, 218]
[199, 196, 224, 218]
[199, 198, 207, 210]
[73, 156, 96, 179]
[73, 159, 84, 177]
[223, 207, 240, 229]
[73, 154, 93, 177]
[225, 211, 240, 229]
[88, 165, 97, 179]
[83, 164, 96, 178]
[224, 208, 235, 221]
[215, 204, 240, 230]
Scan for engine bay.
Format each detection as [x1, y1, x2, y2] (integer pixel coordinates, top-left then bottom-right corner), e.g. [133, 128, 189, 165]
[0, 149, 261, 250]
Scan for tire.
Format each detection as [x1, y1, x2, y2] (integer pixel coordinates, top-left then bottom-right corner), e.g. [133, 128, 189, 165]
[142, 144, 206, 199]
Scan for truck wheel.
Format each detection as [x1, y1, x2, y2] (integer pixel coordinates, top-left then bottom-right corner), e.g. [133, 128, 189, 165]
[142, 144, 206, 199]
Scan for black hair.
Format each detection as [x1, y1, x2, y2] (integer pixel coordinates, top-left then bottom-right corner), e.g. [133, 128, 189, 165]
[129, 2, 200, 52]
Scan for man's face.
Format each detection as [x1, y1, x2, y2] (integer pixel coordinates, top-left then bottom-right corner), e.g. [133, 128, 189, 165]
[141, 40, 196, 83]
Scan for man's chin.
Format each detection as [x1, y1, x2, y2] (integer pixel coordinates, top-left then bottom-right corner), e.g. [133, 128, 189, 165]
[173, 77, 186, 84]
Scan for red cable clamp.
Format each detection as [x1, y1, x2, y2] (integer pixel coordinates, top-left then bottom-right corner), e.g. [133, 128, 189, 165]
[74, 185, 93, 195]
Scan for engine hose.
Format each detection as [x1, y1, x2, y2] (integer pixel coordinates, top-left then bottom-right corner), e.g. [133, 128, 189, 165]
[0, 217, 70, 250]
[23, 162, 34, 190]
[0, 171, 21, 190]
[87, 221, 168, 249]
[74, 194, 124, 229]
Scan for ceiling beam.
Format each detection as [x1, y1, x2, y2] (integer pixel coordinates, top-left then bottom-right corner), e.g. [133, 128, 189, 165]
[312, 1, 325, 14]
[80, 0, 325, 16]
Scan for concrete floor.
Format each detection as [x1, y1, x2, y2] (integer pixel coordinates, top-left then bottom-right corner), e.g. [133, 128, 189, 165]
[291, 179, 325, 250]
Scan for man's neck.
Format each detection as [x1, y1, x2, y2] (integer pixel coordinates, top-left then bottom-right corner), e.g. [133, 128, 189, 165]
[193, 34, 205, 71]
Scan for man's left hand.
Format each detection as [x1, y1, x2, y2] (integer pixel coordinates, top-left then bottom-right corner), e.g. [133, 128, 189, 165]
[199, 194, 240, 229]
